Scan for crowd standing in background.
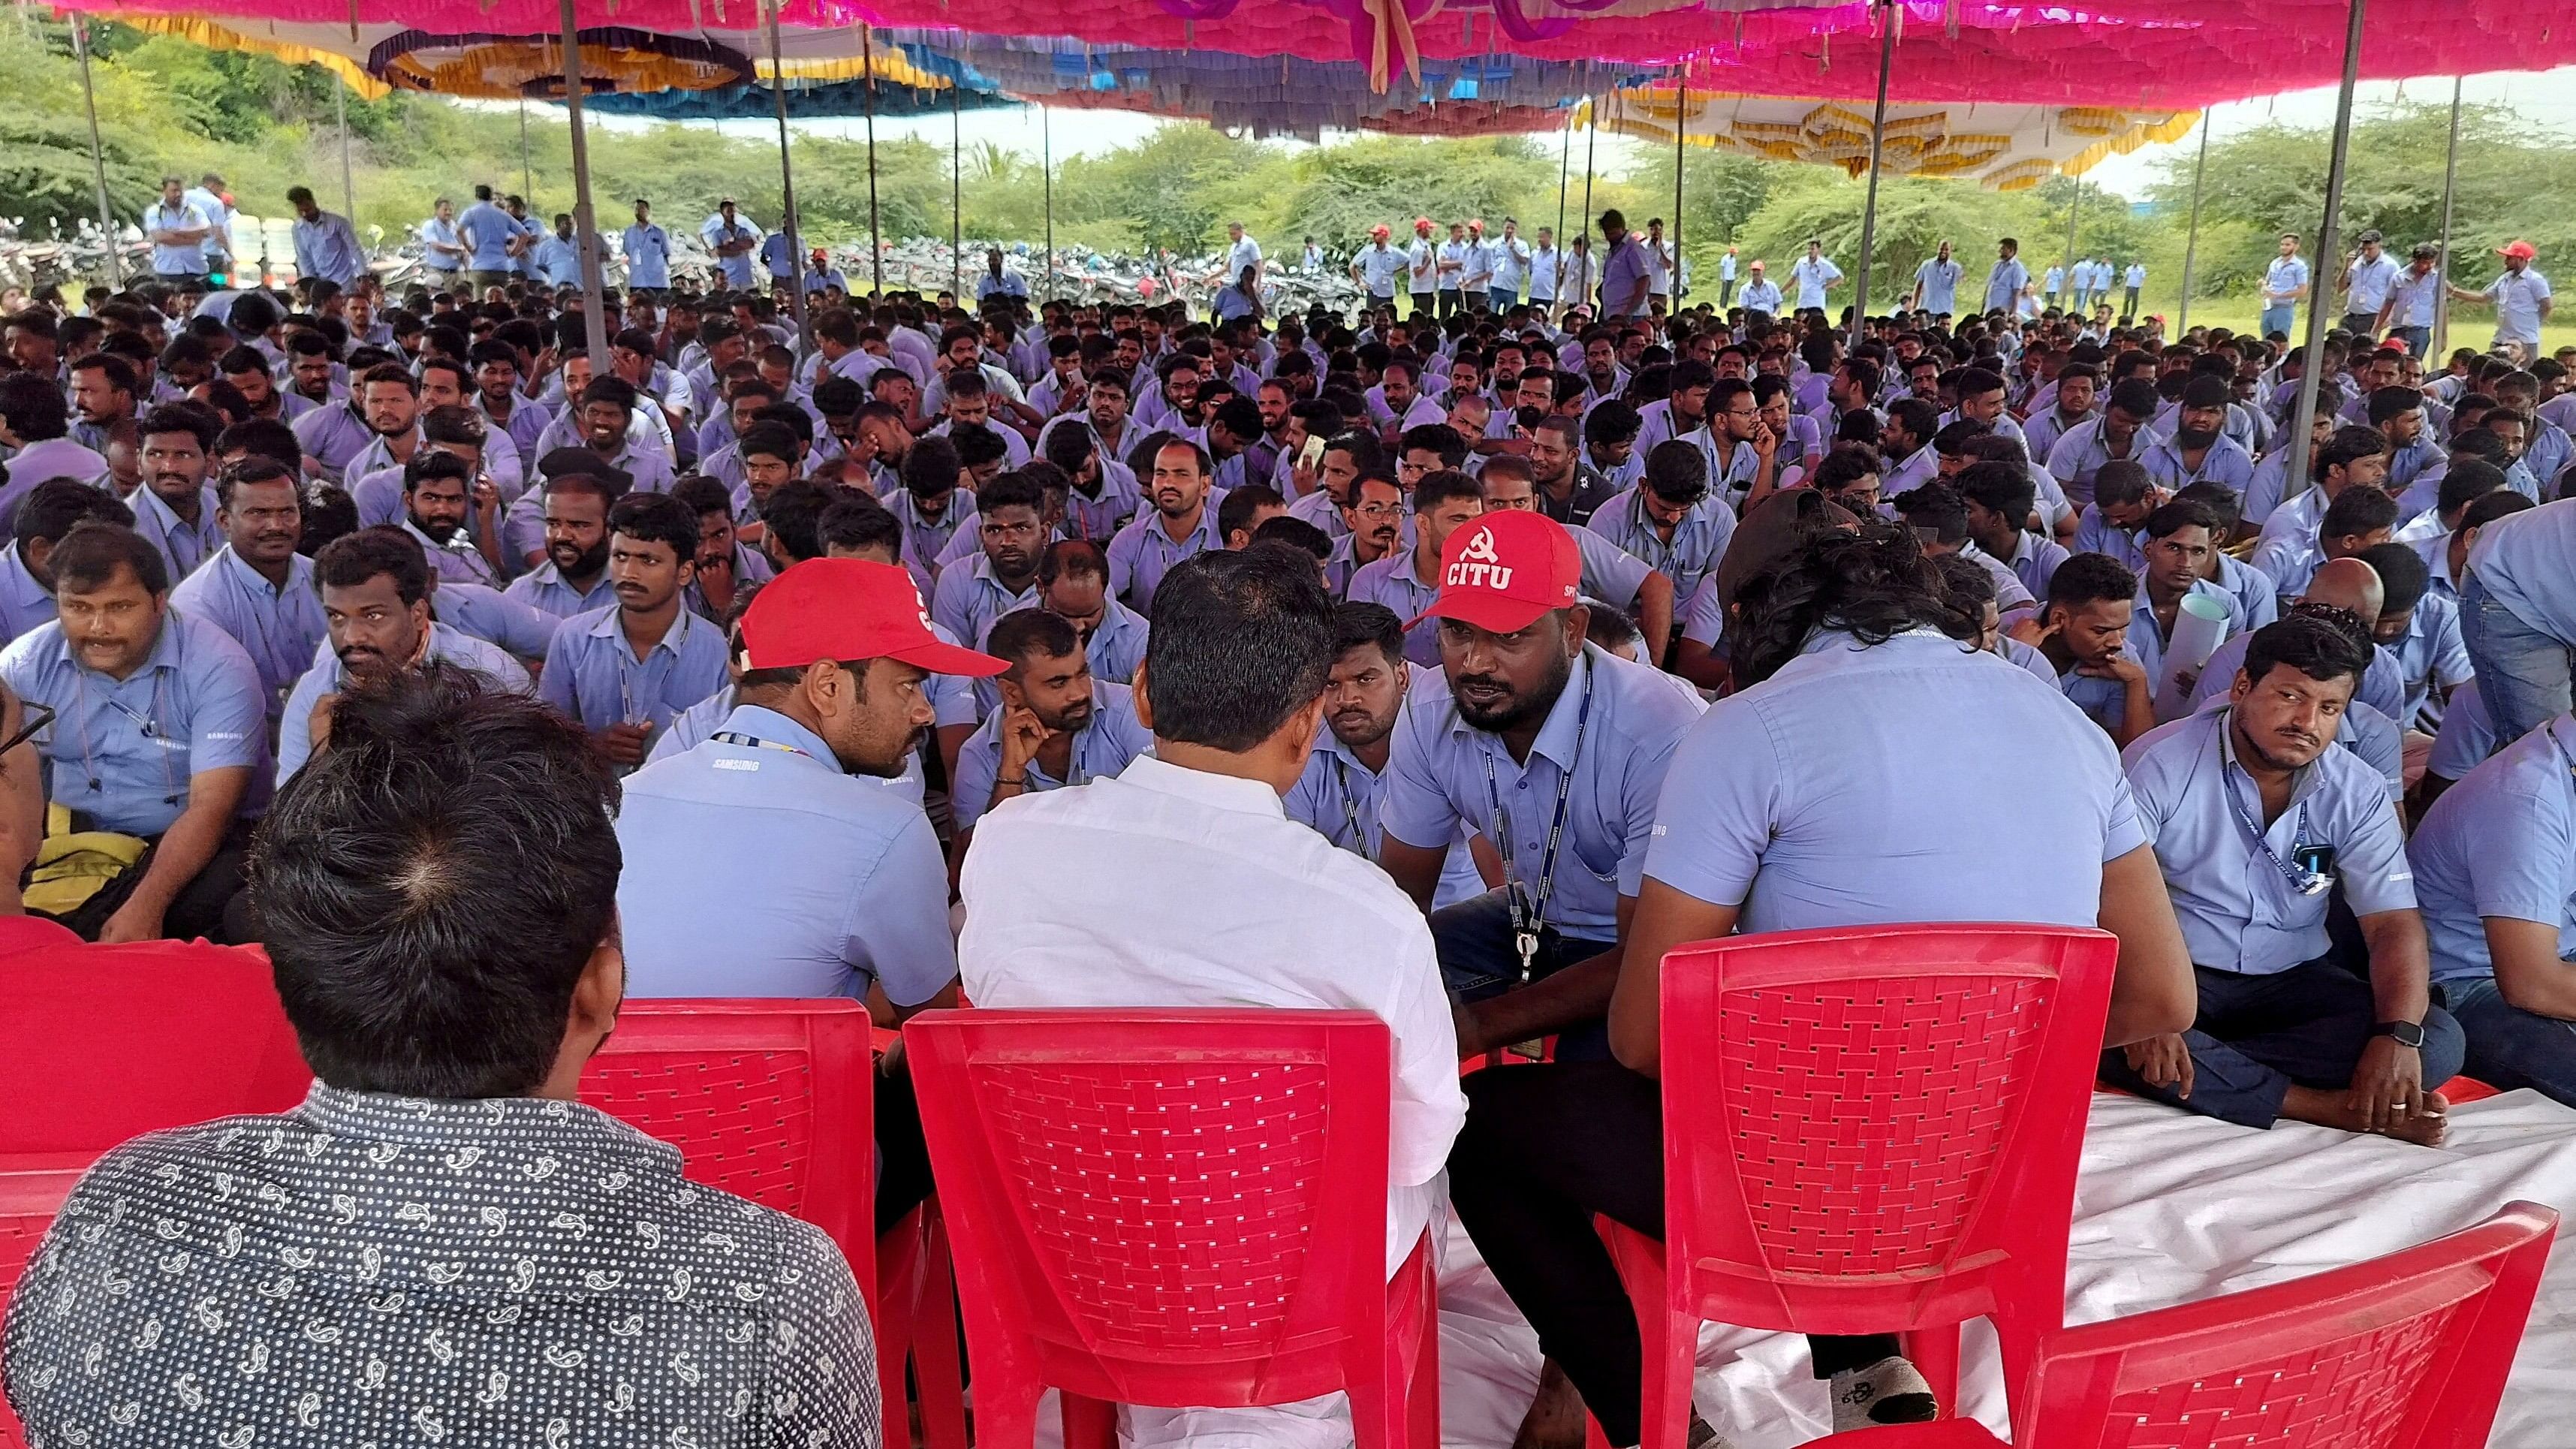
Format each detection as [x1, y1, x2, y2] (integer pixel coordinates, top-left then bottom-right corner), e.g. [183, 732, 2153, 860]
[1, 183, 2573, 1448]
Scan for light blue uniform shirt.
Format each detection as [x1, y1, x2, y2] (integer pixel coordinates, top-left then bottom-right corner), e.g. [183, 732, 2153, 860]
[1107, 495, 1228, 615]
[2126, 577, 2246, 688]
[1914, 258, 1963, 314]
[0, 546, 58, 645]
[2071, 503, 2148, 573]
[950, 679, 1152, 834]
[141, 200, 212, 276]
[1381, 646, 1702, 939]
[0, 610, 269, 836]
[1646, 628, 2144, 931]
[699, 216, 761, 288]
[622, 223, 671, 289]
[2046, 417, 2161, 507]
[501, 562, 617, 620]
[1355, 243, 1406, 296]
[2122, 701, 2416, 977]
[616, 703, 956, 1006]
[2139, 433, 2258, 494]
[1063, 462, 1144, 543]
[130, 484, 224, 583]
[2264, 255, 2311, 307]
[1668, 427, 1770, 510]
[418, 215, 462, 273]
[293, 211, 366, 287]
[2428, 679, 2500, 783]
[1583, 486, 1738, 605]
[167, 547, 328, 722]
[1077, 598, 1152, 684]
[2387, 590, 2472, 728]
[529, 233, 583, 288]
[290, 402, 377, 483]
[536, 603, 728, 746]
[1284, 722, 1395, 857]
[275, 623, 529, 783]
[1984, 258, 2029, 312]
[457, 201, 516, 270]
[2213, 552, 2282, 632]
[929, 553, 1039, 661]
[1345, 553, 1445, 666]
[435, 580, 562, 661]
[2410, 715, 2576, 985]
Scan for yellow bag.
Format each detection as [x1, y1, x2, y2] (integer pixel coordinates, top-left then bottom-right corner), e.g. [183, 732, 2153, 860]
[22, 802, 147, 917]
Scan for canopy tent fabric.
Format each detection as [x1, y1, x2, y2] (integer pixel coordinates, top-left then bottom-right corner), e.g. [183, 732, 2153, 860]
[890, 34, 1639, 140]
[1603, 89, 2198, 191]
[56, 0, 2576, 105]
[580, 74, 1013, 119]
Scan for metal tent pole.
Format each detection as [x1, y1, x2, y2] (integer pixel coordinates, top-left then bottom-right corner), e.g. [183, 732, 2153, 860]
[861, 26, 882, 297]
[1671, 72, 1686, 304]
[2177, 112, 2211, 333]
[2433, 77, 2463, 358]
[1554, 111, 1571, 260]
[1578, 107, 1598, 312]
[335, 76, 357, 224]
[1042, 102, 1054, 302]
[2059, 178, 2082, 305]
[2281, 0, 2368, 506]
[558, 0, 610, 372]
[950, 80, 963, 300]
[764, 0, 809, 351]
[519, 99, 533, 198]
[1848, 0, 1897, 348]
[72, 16, 119, 289]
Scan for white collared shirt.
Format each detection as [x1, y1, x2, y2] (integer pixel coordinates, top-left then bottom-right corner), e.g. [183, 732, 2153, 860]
[957, 753, 1466, 1275]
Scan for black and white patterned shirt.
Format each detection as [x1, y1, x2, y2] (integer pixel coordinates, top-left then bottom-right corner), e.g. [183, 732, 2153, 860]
[2, 1085, 877, 1447]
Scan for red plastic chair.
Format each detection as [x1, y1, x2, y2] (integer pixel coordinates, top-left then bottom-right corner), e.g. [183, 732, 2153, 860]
[1802, 1201, 2559, 1449]
[903, 1008, 1439, 1449]
[1598, 923, 2120, 1449]
[1, 1161, 90, 1449]
[0, 939, 311, 1154]
[576, 999, 965, 1449]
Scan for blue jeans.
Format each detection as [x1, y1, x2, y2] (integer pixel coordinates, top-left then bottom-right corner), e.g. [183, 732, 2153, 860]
[2445, 977, 2576, 1108]
[2260, 305, 2297, 339]
[2390, 326, 2430, 360]
[1488, 288, 1518, 311]
[1430, 889, 1614, 1060]
[2098, 959, 2465, 1129]
[2460, 574, 2572, 745]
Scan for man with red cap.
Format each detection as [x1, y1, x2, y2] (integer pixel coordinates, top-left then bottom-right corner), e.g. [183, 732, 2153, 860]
[1406, 216, 1440, 319]
[613, 556, 1005, 1227]
[1376, 508, 1704, 1053]
[1352, 223, 1406, 311]
[2450, 240, 2553, 357]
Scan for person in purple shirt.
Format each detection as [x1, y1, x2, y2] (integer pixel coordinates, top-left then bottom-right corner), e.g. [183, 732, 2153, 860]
[1453, 522, 2193, 1446]
[1346, 468, 1481, 664]
[537, 493, 728, 769]
[1108, 438, 1228, 615]
[1595, 209, 1653, 321]
[166, 458, 326, 724]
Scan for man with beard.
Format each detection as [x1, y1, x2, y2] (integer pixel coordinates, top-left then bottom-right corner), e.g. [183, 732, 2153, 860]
[1378, 509, 1704, 1062]
[502, 463, 623, 618]
[333, 364, 424, 489]
[130, 405, 225, 582]
[350, 405, 502, 535]
[276, 526, 530, 780]
[1348, 468, 1482, 664]
[168, 456, 326, 724]
[892, 435, 972, 595]
[1478, 456, 1671, 661]
[1287, 430, 1383, 541]
[396, 452, 505, 587]
[1029, 538, 1147, 685]
[567, 375, 678, 494]
[538, 493, 727, 767]
[2023, 361, 2098, 464]
[2047, 377, 2164, 509]
[932, 470, 1047, 655]
[951, 607, 1152, 840]
[1282, 601, 1412, 854]
[2141, 375, 2258, 495]
[617, 556, 1001, 1231]
[0, 522, 267, 942]
[1108, 438, 1227, 613]
[468, 339, 550, 461]
[289, 353, 391, 484]
[672, 474, 773, 623]
[67, 354, 140, 457]
[1043, 415, 1143, 542]
[217, 345, 312, 425]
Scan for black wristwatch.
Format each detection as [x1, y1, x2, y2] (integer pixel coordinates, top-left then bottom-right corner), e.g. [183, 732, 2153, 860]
[2373, 1020, 2427, 1050]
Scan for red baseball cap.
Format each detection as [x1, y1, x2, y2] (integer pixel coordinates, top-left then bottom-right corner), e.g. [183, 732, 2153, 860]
[2498, 240, 2538, 261]
[739, 559, 1005, 676]
[1409, 510, 1582, 636]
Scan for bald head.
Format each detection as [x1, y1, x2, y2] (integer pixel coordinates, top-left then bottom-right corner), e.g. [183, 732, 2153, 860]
[2302, 556, 2385, 622]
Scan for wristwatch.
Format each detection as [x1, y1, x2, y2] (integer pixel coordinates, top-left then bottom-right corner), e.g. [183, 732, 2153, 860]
[2372, 1020, 2427, 1050]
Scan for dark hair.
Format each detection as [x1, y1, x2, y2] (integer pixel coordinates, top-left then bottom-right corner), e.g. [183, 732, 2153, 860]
[1814, 443, 1881, 494]
[2092, 459, 2154, 508]
[669, 474, 735, 520]
[2436, 459, 2509, 517]
[15, 478, 132, 553]
[402, 449, 471, 496]
[1954, 459, 2035, 524]
[1252, 515, 1332, 562]
[1933, 553, 1998, 613]
[760, 480, 838, 563]
[2460, 489, 2536, 534]
[2358, 540, 2430, 616]
[2174, 481, 2244, 534]
[1142, 544, 1335, 751]
[50, 520, 170, 595]
[1643, 438, 1710, 505]
[138, 403, 217, 453]
[2315, 423, 2391, 482]
[984, 607, 1083, 676]
[1216, 482, 1285, 542]
[2241, 613, 2370, 692]
[215, 456, 299, 512]
[1413, 468, 1482, 514]
[1330, 600, 1406, 669]
[977, 469, 1047, 521]
[1731, 523, 1967, 686]
[251, 667, 621, 1098]
[315, 525, 432, 607]
[2320, 484, 2398, 541]
[607, 491, 702, 562]
[817, 493, 899, 558]
[2105, 378, 2161, 419]
[2142, 499, 2222, 541]
[1037, 537, 1110, 586]
[0, 372, 69, 441]
[1894, 480, 1969, 546]
[903, 436, 963, 499]
[2047, 550, 2138, 612]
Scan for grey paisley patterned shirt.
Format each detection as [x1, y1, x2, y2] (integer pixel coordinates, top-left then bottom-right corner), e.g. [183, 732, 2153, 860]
[2, 1085, 877, 1447]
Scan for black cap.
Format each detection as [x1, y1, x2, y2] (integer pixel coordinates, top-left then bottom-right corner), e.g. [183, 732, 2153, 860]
[537, 447, 633, 495]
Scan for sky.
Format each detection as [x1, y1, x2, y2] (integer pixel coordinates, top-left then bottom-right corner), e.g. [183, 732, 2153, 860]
[568, 64, 2576, 210]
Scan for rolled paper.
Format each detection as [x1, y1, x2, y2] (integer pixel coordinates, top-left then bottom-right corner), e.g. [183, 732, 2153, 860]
[2153, 590, 2232, 724]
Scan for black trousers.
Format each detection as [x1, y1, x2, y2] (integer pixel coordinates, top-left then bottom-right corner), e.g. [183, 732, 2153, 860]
[875, 1054, 936, 1237]
[41, 821, 254, 944]
[1449, 1059, 1900, 1446]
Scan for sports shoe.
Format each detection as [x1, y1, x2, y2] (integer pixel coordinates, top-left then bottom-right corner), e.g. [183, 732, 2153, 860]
[1828, 1355, 1939, 1432]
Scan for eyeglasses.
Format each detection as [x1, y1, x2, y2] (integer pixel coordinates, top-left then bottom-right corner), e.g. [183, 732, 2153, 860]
[1, 700, 56, 756]
[1351, 502, 1405, 518]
